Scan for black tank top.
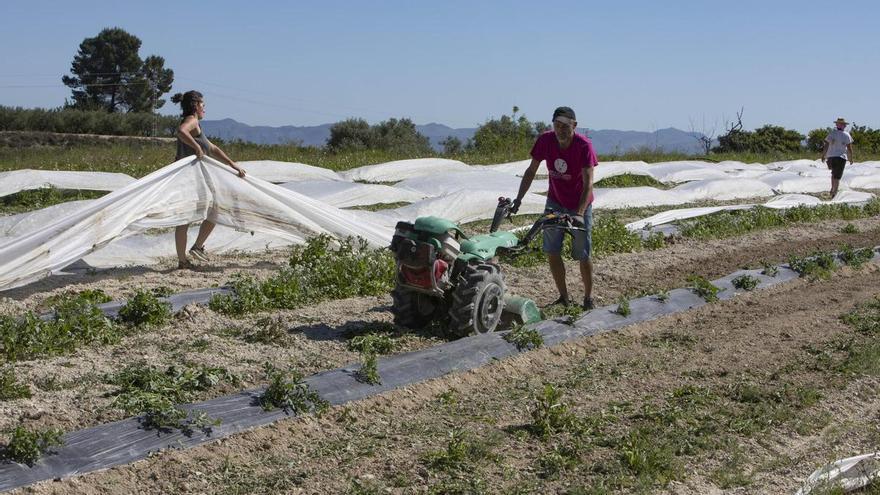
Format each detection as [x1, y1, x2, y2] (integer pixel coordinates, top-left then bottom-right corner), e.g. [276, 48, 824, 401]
[175, 129, 212, 160]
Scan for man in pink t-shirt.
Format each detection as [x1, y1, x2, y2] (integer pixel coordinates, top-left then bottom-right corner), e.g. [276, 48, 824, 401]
[512, 106, 599, 310]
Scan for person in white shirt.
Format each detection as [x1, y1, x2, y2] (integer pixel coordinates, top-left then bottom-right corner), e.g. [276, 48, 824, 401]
[821, 117, 854, 199]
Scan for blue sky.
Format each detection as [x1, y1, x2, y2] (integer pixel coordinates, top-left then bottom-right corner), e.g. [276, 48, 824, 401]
[2, 1, 878, 133]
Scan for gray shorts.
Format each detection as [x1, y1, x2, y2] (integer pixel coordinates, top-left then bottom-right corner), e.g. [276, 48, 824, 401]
[542, 199, 593, 260]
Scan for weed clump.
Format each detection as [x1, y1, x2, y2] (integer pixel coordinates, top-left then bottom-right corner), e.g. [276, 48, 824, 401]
[615, 297, 632, 317]
[108, 362, 237, 433]
[422, 429, 496, 473]
[355, 352, 381, 385]
[117, 289, 171, 327]
[239, 316, 289, 345]
[0, 367, 31, 400]
[788, 251, 836, 280]
[731, 274, 760, 291]
[0, 292, 119, 362]
[211, 236, 395, 316]
[839, 244, 874, 269]
[503, 325, 544, 351]
[687, 275, 720, 302]
[1, 425, 64, 466]
[260, 363, 328, 414]
[530, 384, 575, 438]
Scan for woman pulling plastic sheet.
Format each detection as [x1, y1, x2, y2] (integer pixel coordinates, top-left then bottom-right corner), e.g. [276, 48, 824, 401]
[170, 90, 247, 269]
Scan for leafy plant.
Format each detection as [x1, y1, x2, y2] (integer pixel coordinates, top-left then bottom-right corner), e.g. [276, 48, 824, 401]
[355, 352, 381, 385]
[260, 363, 328, 414]
[117, 289, 171, 327]
[731, 274, 760, 291]
[347, 332, 397, 355]
[503, 325, 544, 351]
[687, 275, 720, 302]
[841, 223, 859, 234]
[615, 297, 632, 317]
[655, 290, 670, 303]
[422, 429, 496, 473]
[0, 367, 31, 400]
[788, 251, 836, 280]
[760, 261, 779, 277]
[643, 231, 667, 250]
[530, 384, 574, 438]
[1, 425, 64, 466]
[839, 244, 874, 269]
[241, 316, 289, 345]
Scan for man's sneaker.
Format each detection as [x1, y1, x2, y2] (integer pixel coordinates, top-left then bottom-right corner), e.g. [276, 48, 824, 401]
[189, 245, 209, 262]
[583, 297, 595, 310]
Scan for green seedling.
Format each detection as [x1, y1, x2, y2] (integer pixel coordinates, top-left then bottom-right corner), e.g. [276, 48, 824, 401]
[347, 332, 397, 355]
[1, 425, 64, 466]
[732, 274, 760, 291]
[615, 297, 632, 317]
[355, 352, 381, 385]
[655, 290, 670, 303]
[760, 261, 779, 277]
[687, 275, 720, 302]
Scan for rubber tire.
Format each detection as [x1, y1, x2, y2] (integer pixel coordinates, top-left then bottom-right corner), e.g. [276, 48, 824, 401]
[448, 263, 506, 337]
[391, 285, 439, 329]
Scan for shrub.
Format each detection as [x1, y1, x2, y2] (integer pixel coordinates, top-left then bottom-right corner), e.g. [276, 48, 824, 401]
[117, 289, 171, 327]
[1, 425, 64, 466]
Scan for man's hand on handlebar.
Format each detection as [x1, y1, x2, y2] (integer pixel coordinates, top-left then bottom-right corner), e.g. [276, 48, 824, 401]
[510, 197, 521, 214]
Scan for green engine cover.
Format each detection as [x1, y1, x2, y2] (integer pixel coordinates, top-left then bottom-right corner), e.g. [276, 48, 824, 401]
[413, 216, 463, 236]
[459, 232, 519, 261]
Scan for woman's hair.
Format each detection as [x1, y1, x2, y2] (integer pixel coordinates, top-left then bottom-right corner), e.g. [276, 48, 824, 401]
[170, 90, 204, 117]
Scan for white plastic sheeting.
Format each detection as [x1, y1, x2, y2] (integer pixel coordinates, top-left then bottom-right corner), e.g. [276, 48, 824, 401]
[278, 180, 425, 208]
[756, 172, 833, 194]
[626, 191, 874, 230]
[670, 178, 775, 201]
[396, 170, 549, 197]
[237, 160, 344, 182]
[380, 190, 548, 225]
[484, 159, 541, 176]
[0, 169, 135, 197]
[795, 452, 880, 495]
[341, 158, 471, 183]
[593, 187, 687, 209]
[0, 156, 393, 291]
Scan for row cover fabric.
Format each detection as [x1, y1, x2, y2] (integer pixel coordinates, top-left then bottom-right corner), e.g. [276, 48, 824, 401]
[0, 157, 392, 291]
[625, 190, 874, 230]
[237, 160, 344, 183]
[279, 180, 425, 207]
[0, 169, 135, 197]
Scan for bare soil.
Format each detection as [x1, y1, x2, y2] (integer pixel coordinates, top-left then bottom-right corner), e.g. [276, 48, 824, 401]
[3, 215, 880, 494]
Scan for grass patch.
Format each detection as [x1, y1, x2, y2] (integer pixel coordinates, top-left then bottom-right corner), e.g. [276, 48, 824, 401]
[679, 200, 880, 240]
[0, 367, 31, 400]
[259, 363, 329, 414]
[210, 235, 395, 316]
[0, 187, 106, 215]
[594, 173, 667, 189]
[1, 425, 64, 466]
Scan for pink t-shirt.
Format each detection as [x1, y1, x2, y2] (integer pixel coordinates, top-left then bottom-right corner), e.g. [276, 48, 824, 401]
[530, 131, 598, 210]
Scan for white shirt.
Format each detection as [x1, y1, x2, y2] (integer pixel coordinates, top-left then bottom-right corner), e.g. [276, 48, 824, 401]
[825, 129, 853, 160]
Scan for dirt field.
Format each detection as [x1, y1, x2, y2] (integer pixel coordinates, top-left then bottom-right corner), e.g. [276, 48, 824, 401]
[3, 215, 880, 494]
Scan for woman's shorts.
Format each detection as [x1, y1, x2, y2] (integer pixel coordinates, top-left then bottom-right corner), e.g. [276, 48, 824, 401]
[542, 199, 593, 260]
[828, 157, 846, 180]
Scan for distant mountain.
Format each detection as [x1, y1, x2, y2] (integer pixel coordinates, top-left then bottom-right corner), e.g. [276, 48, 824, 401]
[200, 118, 708, 155]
